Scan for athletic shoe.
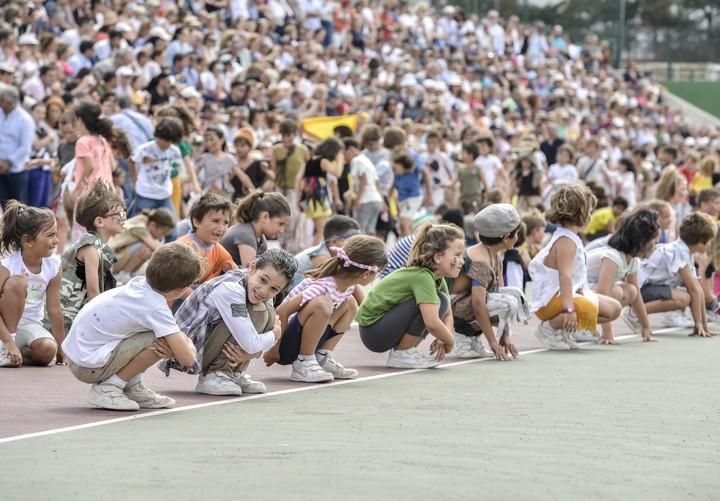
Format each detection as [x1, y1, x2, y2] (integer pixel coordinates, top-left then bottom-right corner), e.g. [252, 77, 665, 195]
[386, 347, 440, 369]
[621, 307, 642, 333]
[124, 382, 176, 409]
[534, 322, 570, 351]
[318, 353, 359, 379]
[0, 351, 19, 368]
[88, 384, 140, 411]
[663, 310, 694, 328]
[470, 336, 494, 358]
[452, 332, 483, 359]
[291, 358, 334, 383]
[706, 309, 720, 324]
[195, 371, 243, 396]
[232, 371, 267, 394]
[561, 331, 580, 350]
[571, 330, 598, 343]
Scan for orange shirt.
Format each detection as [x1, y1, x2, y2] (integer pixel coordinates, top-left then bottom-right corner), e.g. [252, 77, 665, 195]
[177, 233, 236, 284]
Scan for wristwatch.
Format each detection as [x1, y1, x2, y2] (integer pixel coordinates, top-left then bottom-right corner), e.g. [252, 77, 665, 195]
[561, 305, 575, 314]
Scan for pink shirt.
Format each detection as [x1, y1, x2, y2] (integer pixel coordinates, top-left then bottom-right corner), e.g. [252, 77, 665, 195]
[74, 135, 114, 194]
[285, 276, 355, 319]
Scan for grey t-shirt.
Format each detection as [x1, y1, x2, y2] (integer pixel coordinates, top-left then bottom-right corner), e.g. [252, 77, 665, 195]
[220, 222, 268, 266]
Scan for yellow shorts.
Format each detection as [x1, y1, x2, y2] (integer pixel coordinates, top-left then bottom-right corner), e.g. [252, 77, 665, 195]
[304, 198, 333, 220]
[536, 294, 599, 332]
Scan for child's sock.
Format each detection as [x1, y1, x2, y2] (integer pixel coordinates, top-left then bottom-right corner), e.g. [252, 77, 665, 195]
[315, 349, 332, 362]
[101, 374, 128, 389]
[127, 374, 143, 386]
[297, 354, 317, 363]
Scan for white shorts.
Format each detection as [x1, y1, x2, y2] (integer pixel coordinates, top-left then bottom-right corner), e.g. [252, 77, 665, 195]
[398, 196, 423, 220]
[15, 320, 54, 348]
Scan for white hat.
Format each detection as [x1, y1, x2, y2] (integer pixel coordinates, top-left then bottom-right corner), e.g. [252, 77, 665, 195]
[447, 73, 463, 87]
[115, 22, 132, 33]
[116, 66, 134, 77]
[149, 27, 172, 41]
[0, 62, 15, 74]
[18, 33, 39, 46]
[180, 86, 202, 99]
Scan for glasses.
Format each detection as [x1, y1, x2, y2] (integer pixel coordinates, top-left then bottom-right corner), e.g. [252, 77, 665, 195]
[103, 210, 127, 221]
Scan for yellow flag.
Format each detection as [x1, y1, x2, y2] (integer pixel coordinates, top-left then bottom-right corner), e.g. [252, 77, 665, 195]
[301, 115, 358, 141]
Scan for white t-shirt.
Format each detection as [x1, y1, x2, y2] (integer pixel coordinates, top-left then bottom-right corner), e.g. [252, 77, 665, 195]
[547, 163, 578, 184]
[639, 239, 695, 289]
[586, 246, 640, 287]
[475, 154, 503, 189]
[0, 250, 61, 324]
[132, 140, 182, 200]
[62, 277, 179, 368]
[423, 151, 455, 207]
[577, 155, 607, 185]
[351, 153, 383, 204]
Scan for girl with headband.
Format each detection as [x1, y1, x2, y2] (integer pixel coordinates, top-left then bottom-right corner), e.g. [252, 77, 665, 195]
[265, 235, 388, 383]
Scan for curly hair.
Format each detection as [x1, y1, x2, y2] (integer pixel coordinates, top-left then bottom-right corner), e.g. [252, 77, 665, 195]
[545, 184, 596, 228]
[608, 208, 660, 256]
[679, 212, 716, 247]
[407, 222, 465, 270]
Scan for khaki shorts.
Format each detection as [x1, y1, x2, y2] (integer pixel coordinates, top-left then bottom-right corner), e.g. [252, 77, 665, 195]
[67, 331, 155, 384]
[15, 320, 54, 349]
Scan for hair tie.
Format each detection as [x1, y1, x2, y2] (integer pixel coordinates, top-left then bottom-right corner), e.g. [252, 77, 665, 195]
[331, 246, 379, 273]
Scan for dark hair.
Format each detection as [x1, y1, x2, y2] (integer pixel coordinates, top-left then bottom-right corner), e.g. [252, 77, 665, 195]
[154, 117, 184, 143]
[608, 208, 660, 256]
[0, 201, 56, 254]
[343, 137, 360, 151]
[479, 224, 521, 246]
[110, 127, 132, 159]
[305, 235, 387, 279]
[142, 208, 175, 229]
[439, 208, 464, 229]
[74, 100, 113, 141]
[79, 40, 94, 54]
[612, 197, 629, 210]
[426, 131, 441, 141]
[279, 118, 298, 135]
[334, 125, 354, 138]
[392, 150, 414, 170]
[323, 215, 360, 241]
[204, 125, 227, 151]
[697, 188, 720, 206]
[314, 137, 344, 160]
[663, 146, 678, 161]
[255, 248, 298, 290]
[679, 212, 716, 246]
[146, 242, 203, 292]
[189, 193, 232, 231]
[477, 136, 495, 149]
[383, 127, 406, 149]
[462, 141, 480, 160]
[618, 157, 636, 176]
[155, 104, 195, 135]
[235, 191, 291, 223]
[75, 180, 125, 232]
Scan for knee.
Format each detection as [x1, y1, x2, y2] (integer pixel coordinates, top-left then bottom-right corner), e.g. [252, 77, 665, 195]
[2, 275, 27, 297]
[306, 296, 333, 318]
[30, 339, 57, 365]
[342, 296, 358, 315]
[624, 284, 638, 305]
[607, 298, 622, 319]
[676, 291, 691, 308]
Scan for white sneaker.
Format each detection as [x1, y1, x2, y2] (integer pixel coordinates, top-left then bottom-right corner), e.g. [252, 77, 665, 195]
[452, 332, 483, 359]
[124, 382, 175, 409]
[621, 307, 642, 333]
[663, 310, 694, 328]
[561, 331, 580, 349]
[291, 357, 334, 383]
[707, 309, 720, 324]
[386, 347, 440, 369]
[232, 371, 267, 394]
[318, 353, 359, 379]
[0, 351, 19, 367]
[88, 384, 140, 411]
[196, 371, 244, 396]
[571, 330, 598, 343]
[534, 322, 570, 351]
[470, 336, 494, 358]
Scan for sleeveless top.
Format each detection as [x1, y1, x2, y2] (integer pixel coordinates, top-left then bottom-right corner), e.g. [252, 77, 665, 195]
[528, 227, 586, 312]
[1, 250, 61, 324]
[60, 232, 117, 322]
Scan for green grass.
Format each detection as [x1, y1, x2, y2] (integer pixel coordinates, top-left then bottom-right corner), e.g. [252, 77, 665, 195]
[666, 81, 720, 119]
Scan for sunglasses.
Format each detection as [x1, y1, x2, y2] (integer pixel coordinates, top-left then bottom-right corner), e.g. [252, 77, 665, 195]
[103, 210, 127, 221]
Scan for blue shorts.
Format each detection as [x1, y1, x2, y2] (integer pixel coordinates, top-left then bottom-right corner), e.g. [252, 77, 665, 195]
[277, 315, 340, 365]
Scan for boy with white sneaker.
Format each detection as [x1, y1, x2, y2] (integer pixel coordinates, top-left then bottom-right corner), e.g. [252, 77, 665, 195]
[62, 243, 203, 411]
[163, 248, 298, 396]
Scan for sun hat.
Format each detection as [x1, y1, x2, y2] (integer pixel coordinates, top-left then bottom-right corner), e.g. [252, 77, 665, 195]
[473, 203, 521, 238]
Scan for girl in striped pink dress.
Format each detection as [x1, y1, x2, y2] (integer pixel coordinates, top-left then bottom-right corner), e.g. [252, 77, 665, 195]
[264, 235, 388, 383]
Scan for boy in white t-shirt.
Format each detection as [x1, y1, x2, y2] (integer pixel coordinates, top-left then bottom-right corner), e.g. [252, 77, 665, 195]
[128, 117, 184, 217]
[344, 138, 383, 235]
[62, 242, 203, 411]
[422, 131, 455, 209]
[547, 145, 578, 185]
[474, 136, 505, 190]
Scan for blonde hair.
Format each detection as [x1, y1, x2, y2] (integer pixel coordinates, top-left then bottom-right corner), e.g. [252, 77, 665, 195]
[545, 184, 596, 228]
[654, 166, 683, 202]
[407, 222, 465, 270]
[699, 155, 719, 178]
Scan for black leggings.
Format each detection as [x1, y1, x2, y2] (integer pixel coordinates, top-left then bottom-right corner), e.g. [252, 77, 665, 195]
[359, 294, 450, 353]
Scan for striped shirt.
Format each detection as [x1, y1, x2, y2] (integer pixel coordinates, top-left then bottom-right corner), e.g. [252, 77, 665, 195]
[285, 276, 355, 315]
[380, 235, 416, 278]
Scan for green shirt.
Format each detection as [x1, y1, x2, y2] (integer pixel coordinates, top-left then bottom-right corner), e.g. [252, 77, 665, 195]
[357, 267, 449, 326]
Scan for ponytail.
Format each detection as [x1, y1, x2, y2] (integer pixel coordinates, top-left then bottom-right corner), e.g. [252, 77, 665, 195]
[406, 222, 465, 270]
[235, 191, 291, 223]
[0, 200, 56, 254]
[305, 235, 387, 280]
[74, 100, 113, 141]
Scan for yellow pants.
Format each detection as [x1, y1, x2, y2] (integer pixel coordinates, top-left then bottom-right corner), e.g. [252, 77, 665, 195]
[171, 177, 182, 217]
[536, 294, 599, 332]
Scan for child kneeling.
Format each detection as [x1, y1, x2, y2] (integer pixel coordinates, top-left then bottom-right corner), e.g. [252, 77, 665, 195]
[266, 235, 387, 382]
[62, 243, 203, 411]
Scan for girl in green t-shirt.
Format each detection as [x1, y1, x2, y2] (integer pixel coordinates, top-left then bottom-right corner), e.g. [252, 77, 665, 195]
[358, 223, 465, 369]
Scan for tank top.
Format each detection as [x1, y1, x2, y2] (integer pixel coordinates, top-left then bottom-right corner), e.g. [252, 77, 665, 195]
[528, 227, 587, 312]
[1, 250, 61, 324]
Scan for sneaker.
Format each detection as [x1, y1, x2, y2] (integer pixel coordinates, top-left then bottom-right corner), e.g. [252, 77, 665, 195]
[123, 382, 175, 409]
[231, 371, 267, 394]
[318, 353, 359, 379]
[452, 332, 483, 359]
[291, 357, 334, 383]
[0, 351, 19, 368]
[561, 331, 580, 350]
[470, 336, 494, 358]
[621, 307, 642, 333]
[88, 384, 140, 411]
[386, 347, 440, 369]
[571, 330, 598, 343]
[707, 309, 720, 324]
[195, 371, 244, 396]
[663, 310, 695, 328]
[534, 321, 570, 350]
